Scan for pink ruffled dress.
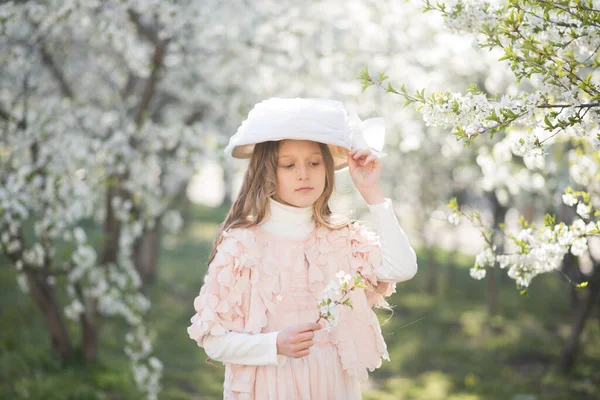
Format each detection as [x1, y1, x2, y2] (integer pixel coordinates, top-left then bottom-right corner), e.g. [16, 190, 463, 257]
[188, 223, 396, 399]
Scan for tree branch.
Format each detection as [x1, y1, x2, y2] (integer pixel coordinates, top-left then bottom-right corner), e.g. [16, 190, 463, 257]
[38, 42, 74, 98]
[538, 102, 600, 109]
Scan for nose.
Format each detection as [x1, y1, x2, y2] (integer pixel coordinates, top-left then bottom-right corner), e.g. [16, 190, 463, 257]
[296, 164, 308, 180]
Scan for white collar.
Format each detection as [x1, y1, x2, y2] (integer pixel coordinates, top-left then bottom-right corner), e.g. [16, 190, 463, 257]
[267, 197, 313, 225]
[259, 197, 315, 240]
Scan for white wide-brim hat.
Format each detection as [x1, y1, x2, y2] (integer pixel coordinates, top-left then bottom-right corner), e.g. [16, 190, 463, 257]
[224, 97, 387, 170]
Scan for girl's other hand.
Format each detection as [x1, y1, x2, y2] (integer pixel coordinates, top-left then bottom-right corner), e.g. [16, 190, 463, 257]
[276, 322, 322, 358]
[347, 148, 384, 204]
[347, 148, 382, 192]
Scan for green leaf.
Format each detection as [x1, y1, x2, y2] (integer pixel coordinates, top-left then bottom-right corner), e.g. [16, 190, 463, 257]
[518, 215, 529, 229]
[377, 71, 389, 82]
[447, 197, 458, 210]
[386, 81, 398, 94]
[543, 213, 556, 227]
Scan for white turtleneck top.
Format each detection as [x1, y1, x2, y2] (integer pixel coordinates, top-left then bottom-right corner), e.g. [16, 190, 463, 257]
[202, 197, 417, 366]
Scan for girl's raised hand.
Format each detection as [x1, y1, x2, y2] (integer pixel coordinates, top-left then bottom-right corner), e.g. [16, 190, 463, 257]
[347, 148, 382, 193]
[276, 322, 322, 358]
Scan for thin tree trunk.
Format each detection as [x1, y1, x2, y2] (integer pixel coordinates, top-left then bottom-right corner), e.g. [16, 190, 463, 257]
[486, 266, 497, 315]
[25, 271, 73, 360]
[134, 224, 162, 287]
[80, 182, 124, 360]
[80, 312, 98, 361]
[74, 283, 98, 361]
[132, 184, 188, 287]
[559, 264, 600, 372]
[486, 192, 508, 316]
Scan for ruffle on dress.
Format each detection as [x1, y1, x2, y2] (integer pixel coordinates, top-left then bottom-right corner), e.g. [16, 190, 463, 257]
[187, 227, 280, 347]
[348, 221, 397, 308]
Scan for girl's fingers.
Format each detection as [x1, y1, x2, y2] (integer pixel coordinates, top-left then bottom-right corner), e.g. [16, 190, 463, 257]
[294, 322, 321, 333]
[295, 349, 310, 358]
[297, 331, 314, 342]
[347, 152, 358, 169]
[364, 154, 378, 165]
[293, 340, 314, 351]
[352, 149, 370, 160]
[290, 331, 313, 343]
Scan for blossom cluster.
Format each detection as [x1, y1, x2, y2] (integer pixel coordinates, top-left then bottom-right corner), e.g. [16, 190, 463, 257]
[424, 0, 504, 34]
[125, 325, 164, 400]
[316, 271, 366, 331]
[449, 186, 598, 288]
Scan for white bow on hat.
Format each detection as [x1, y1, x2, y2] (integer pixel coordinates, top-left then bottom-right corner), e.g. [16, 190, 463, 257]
[224, 97, 387, 170]
[344, 104, 387, 158]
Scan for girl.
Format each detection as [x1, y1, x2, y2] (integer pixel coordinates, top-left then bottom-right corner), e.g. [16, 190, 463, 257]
[187, 98, 418, 399]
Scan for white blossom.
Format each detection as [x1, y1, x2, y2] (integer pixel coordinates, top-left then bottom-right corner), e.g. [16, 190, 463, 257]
[576, 203, 590, 219]
[16, 273, 29, 293]
[570, 237, 588, 257]
[161, 210, 183, 234]
[448, 212, 460, 226]
[73, 227, 87, 244]
[469, 266, 486, 280]
[562, 193, 578, 207]
[64, 299, 85, 321]
[475, 246, 496, 268]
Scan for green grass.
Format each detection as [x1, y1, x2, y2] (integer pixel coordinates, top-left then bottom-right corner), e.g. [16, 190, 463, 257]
[1, 203, 599, 399]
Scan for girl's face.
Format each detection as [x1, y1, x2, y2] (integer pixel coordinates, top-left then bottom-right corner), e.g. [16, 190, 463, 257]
[273, 139, 326, 208]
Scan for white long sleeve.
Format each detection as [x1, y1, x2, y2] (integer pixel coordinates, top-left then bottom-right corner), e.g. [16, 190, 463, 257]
[201, 197, 417, 366]
[203, 331, 283, 366]
[367, 198, 418, 283]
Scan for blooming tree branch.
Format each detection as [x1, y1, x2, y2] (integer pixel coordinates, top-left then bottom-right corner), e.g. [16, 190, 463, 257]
[359, 0, 600, 292]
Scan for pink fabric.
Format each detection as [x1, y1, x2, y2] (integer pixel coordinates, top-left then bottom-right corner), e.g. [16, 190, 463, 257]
[187, 222, 397, 399]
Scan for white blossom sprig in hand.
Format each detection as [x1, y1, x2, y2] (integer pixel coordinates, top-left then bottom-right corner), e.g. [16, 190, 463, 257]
[315, 271, 367, 331]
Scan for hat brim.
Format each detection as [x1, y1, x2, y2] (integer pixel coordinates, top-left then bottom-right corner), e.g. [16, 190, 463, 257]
[230, 143, 349, 171]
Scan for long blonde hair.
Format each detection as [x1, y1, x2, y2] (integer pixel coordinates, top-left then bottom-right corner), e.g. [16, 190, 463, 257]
[207, 140, 350, 265]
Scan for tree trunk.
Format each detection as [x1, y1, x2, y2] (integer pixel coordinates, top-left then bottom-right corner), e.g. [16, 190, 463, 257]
[486, 191, 508, 316]
[134, 224, 162, 287]
[80, 308, 98, 361]
[79, 182, 123, 360]
[179, 187, 192, 231]
[559, 264, 600, 372]
[25, 271, 73, 360]
[486, 266, 497, 315]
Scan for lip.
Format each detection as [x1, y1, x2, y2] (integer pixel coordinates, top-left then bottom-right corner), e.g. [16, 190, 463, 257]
[295, 187, 313, 193]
